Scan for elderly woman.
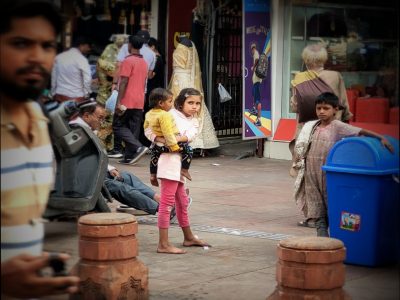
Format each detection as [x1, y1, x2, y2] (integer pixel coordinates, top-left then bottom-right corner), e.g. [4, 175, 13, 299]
[290, 43, 352, 228]
[291, 44, 352, 134]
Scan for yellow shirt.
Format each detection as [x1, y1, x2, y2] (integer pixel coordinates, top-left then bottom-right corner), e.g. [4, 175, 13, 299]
[144, 108, 180, 152]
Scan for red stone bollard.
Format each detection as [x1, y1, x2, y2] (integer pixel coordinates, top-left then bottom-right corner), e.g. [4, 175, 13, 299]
[267, 236, 351, 300]
[71, 213, 148, 300]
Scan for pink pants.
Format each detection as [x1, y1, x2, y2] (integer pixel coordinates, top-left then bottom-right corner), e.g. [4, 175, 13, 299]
[158, 178, 190, 229]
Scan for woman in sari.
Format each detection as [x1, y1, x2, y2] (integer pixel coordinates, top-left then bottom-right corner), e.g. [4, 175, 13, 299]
[168, 36, 219, 152]
[290, 43, 352, 228]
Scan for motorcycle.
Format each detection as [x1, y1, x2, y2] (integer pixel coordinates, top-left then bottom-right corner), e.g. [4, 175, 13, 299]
[43, 99, 112, 219]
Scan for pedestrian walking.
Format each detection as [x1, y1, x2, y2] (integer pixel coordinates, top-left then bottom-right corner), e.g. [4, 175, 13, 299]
[113, 35, 149, 164]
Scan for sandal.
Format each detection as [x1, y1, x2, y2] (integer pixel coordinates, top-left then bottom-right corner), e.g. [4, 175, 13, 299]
[297, 218, 316, 228]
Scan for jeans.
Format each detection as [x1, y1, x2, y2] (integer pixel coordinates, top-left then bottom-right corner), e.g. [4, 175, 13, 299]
[104, 171, 158, 215]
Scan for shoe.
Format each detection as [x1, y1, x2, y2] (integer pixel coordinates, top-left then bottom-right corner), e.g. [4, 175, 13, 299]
[118, 157, 136, 164]
[129, 146, 149, 164]
[170, 206, 177, 223]
[297, 218, 316, 228]
[249, 108, 258, 116]
[116, 205, 135, 212]
[254, 119, 262, 126]
[107, 150, 123, 158]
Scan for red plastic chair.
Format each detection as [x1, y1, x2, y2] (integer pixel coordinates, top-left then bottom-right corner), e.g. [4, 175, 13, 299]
[355, 97, 389, 123]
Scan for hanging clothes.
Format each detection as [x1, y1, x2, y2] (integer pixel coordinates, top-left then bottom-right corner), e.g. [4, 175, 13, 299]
[168, 42, 219, 150]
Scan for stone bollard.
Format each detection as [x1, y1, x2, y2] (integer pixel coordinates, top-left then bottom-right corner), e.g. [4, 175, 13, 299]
[267, 236, 351, 300]
[71, 213, 148, 300]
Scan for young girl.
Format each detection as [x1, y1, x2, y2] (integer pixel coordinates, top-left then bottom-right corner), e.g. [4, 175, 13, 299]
[144, 88, 196, 187]
[293, 92, 394, 237]
[155, 88, 211, 254]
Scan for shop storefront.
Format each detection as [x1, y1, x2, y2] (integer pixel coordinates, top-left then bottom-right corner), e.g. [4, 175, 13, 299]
[266, 0, 399, 160]
[55, 0, 398, 160]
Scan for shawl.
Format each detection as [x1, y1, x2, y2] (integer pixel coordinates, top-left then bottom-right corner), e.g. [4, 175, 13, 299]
[291, 70, 352, 123]
[293, 120, 320, 210]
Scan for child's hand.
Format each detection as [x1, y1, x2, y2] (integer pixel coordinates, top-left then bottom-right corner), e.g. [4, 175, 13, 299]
[381, 138, 395, 153]
[154, 137, 166, 144]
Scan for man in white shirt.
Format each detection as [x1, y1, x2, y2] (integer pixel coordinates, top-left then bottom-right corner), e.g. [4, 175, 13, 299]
[51, 36, 92, 102]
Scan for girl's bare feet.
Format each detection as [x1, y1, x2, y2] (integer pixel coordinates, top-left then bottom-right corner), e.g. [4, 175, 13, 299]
[150, 174, 159, 187]
[183, 237, 211, 247]
[157, 245, 186, 254]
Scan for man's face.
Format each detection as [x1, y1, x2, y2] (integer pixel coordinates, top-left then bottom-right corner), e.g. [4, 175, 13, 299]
[0, 17, 57, 102]
[84, 106, 106, 130]
[79, 43, 91, 56]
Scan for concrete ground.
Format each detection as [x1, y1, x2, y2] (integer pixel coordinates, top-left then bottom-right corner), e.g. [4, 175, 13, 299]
[43, 151, 399, 300]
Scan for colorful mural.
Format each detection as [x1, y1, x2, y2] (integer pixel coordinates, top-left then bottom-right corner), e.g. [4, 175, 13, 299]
[242, 0, 271, 139]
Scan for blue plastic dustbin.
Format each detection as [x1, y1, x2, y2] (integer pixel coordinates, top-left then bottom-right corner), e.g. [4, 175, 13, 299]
[322, 135, 399, 267]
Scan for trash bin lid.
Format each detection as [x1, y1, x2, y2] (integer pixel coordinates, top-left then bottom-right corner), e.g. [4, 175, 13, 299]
[322, 136, 399, 175]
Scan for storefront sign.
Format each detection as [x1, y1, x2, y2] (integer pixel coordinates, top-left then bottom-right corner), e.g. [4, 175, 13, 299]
[242, 0, 272, 139]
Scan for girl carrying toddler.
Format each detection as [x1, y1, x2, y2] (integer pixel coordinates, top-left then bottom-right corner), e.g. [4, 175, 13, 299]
[144, 88, 196, 186]
[146, 88, 211, 254]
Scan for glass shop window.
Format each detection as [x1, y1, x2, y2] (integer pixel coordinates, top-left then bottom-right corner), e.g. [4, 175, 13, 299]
[283, 1, 398, 118]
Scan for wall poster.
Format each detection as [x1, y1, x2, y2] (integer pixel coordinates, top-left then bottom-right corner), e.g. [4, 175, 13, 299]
[242, 0, 272, 139]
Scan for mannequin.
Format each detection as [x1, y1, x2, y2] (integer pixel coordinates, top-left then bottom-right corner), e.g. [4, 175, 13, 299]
[178, 35, 192, 48]
[167, 36, 219, 151]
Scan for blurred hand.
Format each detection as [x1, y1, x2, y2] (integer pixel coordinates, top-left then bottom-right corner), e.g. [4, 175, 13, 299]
[381, 138, 394, 153]
[109, 168, 121, 179]
[154, 137, 166, 144]
[1, 253, 80, 298]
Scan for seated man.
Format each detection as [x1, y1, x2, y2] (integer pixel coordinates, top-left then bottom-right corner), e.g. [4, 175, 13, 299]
[69, 102, 176, 219]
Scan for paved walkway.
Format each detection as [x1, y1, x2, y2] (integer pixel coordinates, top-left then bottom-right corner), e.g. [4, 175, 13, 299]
[43, 155, 399, 300]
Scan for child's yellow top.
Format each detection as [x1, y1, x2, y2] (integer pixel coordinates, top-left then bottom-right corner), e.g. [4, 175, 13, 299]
[144, 108, 180, 152]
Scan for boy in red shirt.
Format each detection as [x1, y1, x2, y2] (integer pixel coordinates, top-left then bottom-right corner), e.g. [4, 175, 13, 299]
[113, 35, 149, 164]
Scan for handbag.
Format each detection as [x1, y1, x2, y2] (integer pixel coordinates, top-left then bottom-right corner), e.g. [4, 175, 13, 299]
[218, 83, 232, 103]
[105, 90, 118, 113]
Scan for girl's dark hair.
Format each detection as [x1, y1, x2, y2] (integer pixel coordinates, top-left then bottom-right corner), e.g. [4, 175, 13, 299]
[174, 88, 202, 111]
[316, 92, 341, 108]
[0, 0, 63, 35]
[148, 88, 173, 109]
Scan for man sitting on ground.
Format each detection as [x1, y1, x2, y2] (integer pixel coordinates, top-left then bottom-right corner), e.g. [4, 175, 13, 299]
[69, 102, 177, 220]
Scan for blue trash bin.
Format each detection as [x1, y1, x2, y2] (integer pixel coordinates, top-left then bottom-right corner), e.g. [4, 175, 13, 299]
[322, 135, 399, 267]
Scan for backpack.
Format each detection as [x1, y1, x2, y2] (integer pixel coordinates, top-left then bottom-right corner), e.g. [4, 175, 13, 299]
[255, 30, 271, 79]
[255, 53, 269, 79]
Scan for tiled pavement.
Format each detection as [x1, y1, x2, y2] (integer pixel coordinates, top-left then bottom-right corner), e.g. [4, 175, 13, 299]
[43, 154, 399, 300]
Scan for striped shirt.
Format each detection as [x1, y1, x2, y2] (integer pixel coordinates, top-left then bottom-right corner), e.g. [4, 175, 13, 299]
[1, 101, 54, 261]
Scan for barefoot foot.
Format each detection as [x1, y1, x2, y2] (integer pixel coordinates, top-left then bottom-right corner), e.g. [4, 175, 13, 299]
[157, 245, 186, 254]
[183, 238, 211, 247]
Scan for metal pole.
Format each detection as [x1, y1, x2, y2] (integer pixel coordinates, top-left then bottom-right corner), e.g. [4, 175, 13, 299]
[207, 2, 216, 112]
